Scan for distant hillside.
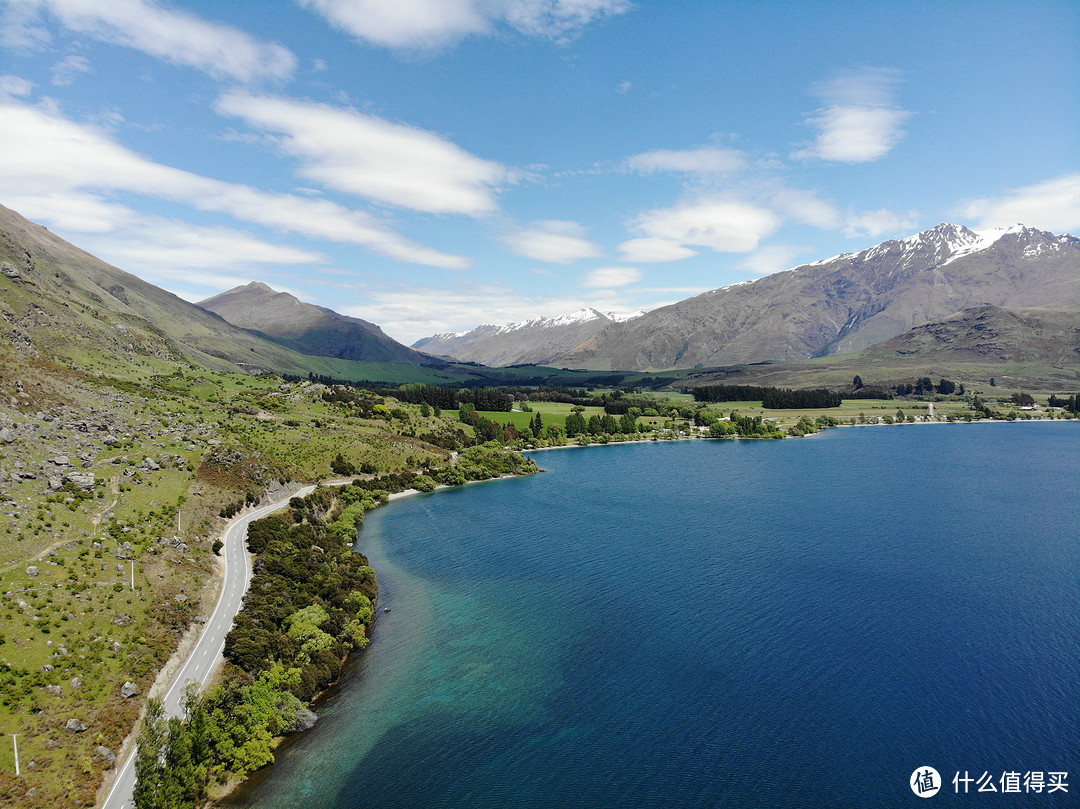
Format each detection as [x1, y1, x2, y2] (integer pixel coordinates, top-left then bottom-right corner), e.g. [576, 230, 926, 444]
[199, 282, 443, 367]
[863, 304, 1080, 365]
[0, 203, 467, 385]
[413, 307, 642, 366]
[554, 224, 1080, 371]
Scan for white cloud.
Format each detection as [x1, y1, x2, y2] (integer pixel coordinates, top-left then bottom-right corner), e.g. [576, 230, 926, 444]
[738, 245, 812, 276]
[791, 67, 910, 163]
[843, 208, 921, 238]
[0, 99, 469, 268]
[616, 237, 698, 263]
[8, 0, 296, 81]
[956, 174, 1080, 233]
[298, 0, 631, 50]
[6, 190, 326, 291]
[216, 92, 508, 216]
[631, 198, 780, 253]
[0, 74, 35, 97]
[51, 53, 90, 85]
[500, 220, 603, 263]
[580, 266, 642, 288]
[615, 80, 632, 94]
[626, 146, 746, 175]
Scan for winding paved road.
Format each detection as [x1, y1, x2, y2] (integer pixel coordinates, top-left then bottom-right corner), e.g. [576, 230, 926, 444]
[100, 486, 314, 809]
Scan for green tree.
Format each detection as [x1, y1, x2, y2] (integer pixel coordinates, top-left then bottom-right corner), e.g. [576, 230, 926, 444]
[564, 412, 586, 437]
[709, 420, 736, 437]
[133, 700, 168, 809]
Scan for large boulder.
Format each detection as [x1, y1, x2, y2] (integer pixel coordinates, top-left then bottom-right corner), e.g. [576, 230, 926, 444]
[121, 681, 139, 698]
[65, 718, 87, 733]
[95, 746, 117, 769]
[64, 472, 95, 491]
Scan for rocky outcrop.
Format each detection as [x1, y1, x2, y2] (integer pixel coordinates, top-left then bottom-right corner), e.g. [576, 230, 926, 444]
[283, 707, 318, 734]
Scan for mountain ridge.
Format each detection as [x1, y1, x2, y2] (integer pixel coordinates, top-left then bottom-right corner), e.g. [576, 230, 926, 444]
[412, 307, 642, 366]
[552, 223, 1080, 370]
[198, 282, 443, 367]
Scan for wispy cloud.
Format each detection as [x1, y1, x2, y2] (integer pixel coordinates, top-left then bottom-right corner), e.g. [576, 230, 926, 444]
[7, 0, 296, 81]
[630, 197, 780, 253]
[791, 67, 911, 163]
[738, 244, 812, 276]
[298, 0, 632, 51]
[626, 146, 746, 176]
[769, 188, 841, 229]
[955, 174, 1080, 232]
[0, 74, 35, 97]
[843, 208, 920, 238]
[341, 278, 646, 344]
[616, 238, 698, 263]
[500, 220, 604, 263]
[1, 99, 468, 268]
[580, 266, 642, 288]
[216, 92, 508, 216]
[50, 53, 90, 85]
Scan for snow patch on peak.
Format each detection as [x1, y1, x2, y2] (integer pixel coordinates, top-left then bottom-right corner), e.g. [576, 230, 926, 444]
[548, 308, 605, 327]
[939, 223, 1025, 266]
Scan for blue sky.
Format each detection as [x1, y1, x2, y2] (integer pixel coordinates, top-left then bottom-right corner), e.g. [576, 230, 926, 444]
[1, 0, 1077, 344]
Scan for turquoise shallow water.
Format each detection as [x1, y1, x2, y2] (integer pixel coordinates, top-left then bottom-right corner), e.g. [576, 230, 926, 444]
[226, 423, 1080, 807]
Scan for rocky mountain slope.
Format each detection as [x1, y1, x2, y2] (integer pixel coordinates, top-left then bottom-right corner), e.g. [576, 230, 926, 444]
[199, 282, 443, 366]
[0, 203, 327, 377]
[413, 308, 641, 366]
[553, 224, 1080, 371]
[862, 304, 1080, 365]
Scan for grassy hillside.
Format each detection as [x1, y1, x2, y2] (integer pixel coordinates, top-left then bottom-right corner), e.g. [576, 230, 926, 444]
[0, 347, 513, 808]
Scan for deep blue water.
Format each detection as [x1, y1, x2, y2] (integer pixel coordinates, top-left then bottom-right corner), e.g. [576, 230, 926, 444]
[227, 423, 1080, 807]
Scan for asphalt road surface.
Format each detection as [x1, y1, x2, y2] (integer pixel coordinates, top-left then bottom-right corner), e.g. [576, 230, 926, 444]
[100, 486, 314, 809]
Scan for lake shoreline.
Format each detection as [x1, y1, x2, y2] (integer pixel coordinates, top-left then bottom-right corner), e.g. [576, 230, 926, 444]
[219, 419, 1077, 804]
[217, 423, 1080, 808]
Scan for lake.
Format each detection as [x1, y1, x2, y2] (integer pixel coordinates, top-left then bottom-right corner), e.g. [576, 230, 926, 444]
[226, 423, 1080, 807]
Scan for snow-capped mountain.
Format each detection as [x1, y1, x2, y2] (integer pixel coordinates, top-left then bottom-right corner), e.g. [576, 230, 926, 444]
[412, 307, 643, 367]
[551, 223, 1080, 371]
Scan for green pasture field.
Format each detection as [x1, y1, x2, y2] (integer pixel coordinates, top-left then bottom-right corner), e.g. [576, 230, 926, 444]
[449, 402, 614, 431]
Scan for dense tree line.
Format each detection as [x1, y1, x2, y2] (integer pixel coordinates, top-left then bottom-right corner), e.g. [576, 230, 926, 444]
[564, 410, 640, 437]
[760, 387, 842, 409]
[846, 387, 896, 400]
[894, 377, 963, 396]
[375, 384, 513, 412]
[692, 384, 841, 408]
[1048, 393, 1080, 414]
[690, 384, 769, 403]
